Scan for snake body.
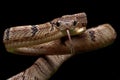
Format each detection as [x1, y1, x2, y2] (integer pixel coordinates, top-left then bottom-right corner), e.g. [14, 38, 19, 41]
[3, 12, 87, 54]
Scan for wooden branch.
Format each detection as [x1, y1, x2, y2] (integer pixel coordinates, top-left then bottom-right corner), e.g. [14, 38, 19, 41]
[8, 24, 116, 80]
[8, 54, 72, 80]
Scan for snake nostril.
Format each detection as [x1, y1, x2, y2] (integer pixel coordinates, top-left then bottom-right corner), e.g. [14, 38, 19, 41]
[73, 21, 77, 26]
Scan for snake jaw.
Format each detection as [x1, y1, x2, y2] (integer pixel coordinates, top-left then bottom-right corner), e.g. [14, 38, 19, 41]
[4, 13, 87, 55]
[65, 27, 86, 36]
[74, 27, 86, 35]
[66, 27, 86, 54]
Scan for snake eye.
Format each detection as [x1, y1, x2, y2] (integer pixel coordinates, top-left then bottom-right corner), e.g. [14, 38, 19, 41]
[56, 21, 60, 27]
[73, 21, 77, 26]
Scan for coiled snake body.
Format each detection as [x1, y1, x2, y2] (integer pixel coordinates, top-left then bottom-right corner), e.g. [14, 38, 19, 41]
[4, 12, 117, 80]
[3, 13, 87, 55]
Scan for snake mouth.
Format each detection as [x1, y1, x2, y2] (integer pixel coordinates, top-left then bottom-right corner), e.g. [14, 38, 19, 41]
[65, 27, 86, 54]
[74, 27, 86, 35]
[66, 27, 86, 54]
[66, 27, 86, 36]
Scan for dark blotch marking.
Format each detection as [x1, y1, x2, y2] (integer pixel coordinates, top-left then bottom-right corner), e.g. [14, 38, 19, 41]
[31, 25, 38, 37]
[5, 28, 10, 40]
[89, 30, 96, 42]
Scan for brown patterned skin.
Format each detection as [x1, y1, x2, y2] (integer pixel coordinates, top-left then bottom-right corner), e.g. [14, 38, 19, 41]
[3, 12, 87, 54]
[5, 24, 116, 56]
[7, 24, 116, 80]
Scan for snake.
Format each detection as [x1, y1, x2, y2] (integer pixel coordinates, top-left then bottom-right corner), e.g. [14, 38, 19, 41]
[3, 12, 87, 55]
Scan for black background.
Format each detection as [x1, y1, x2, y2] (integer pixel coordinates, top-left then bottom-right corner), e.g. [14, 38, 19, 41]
[0, 0, 120, 80]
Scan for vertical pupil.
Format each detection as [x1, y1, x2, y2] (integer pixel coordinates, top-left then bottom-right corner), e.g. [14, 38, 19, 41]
[73, 21, 77, 26]
[56, 22, 60, 27]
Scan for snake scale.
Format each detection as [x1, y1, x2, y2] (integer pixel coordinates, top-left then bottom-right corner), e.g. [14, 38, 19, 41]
[3, 12, 87, 55]
[3, 12, 116, 80]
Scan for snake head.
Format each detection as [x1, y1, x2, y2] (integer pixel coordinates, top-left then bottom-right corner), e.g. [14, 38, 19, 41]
[50, 12, 87, 35]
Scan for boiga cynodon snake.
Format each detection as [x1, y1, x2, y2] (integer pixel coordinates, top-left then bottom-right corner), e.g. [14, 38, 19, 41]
[3, 12, 87, 55]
